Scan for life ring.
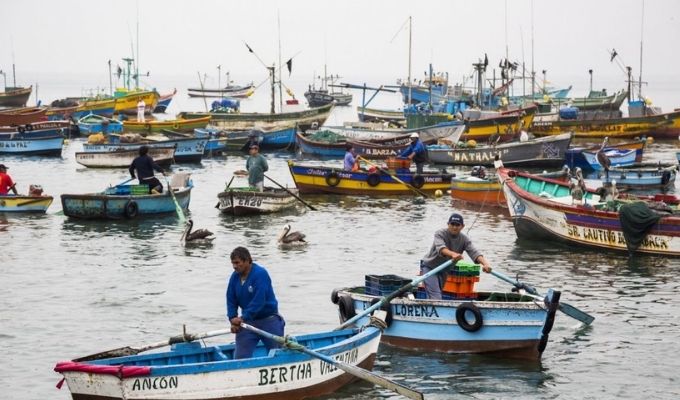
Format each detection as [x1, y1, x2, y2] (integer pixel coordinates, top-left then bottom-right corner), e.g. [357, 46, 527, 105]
[337, 295, 356, 323]
[124, 200, 139, 218]
[455, 302, 483, 332]
[17, 126, 25, 134]
[412, 175, 425, 189]
[326, 171, 341, 187]
[508, 170, 517, 178]
[330, 288, 341, 304]
[370, 298, 393, 327]
[661, 170, 672, 185]
[172, 122, 180, 130]
[25, 124, 33, 131]
[366, 172, 381, 187]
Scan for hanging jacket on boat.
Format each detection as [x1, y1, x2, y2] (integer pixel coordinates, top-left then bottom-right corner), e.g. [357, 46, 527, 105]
[619, 201, 661, 254]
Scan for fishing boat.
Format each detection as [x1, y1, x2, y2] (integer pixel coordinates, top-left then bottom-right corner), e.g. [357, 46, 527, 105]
[587, 164, 678, 190]
[54, 323, 382, 400]
[332, 268, 562, 360]
[561, 89, 629, 111]
[178, 103, 334, 132]
[564, 139, 646, 171]
[582, 148, 637, 170]
[113, 89, 160, 115]
[77, 114, 123, 135]
[531, 109, 680, 139]
[46, 98, 116, 120]
[498, 167, 680, 256]
[61, 174, 192, 219]
[0, 121, 71, 138]
[296, 131, 416, 159]
[0, 194, 53, 213]
[304, 87, 335, 107]
[0, 86, 32, 107]
[356, 106, 406, 126]
[153, 89, 177, 113]
[258, 125, 298, 149]
[75, 146, 175, 168]
[288, 161, 452, 195]
[0, 106, 47, 126]
[321, 121, 464, 143]
[217, 187, 300, 215]
[123, 116, 211, 133]
[428, 132, 573, 167]
[461, 106, 537, 143]
[187, 84, 255, 98]
[0, 133, 64, 156]
[195, 127, 255, 153]
[82, 135, 206, 163]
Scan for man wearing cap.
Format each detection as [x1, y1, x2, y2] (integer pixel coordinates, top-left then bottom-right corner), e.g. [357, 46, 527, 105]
[0, 164, 18, 195]
[399, 132, 428, 174]
[246, 144, 268, 192]
[420, 213, 492, 299]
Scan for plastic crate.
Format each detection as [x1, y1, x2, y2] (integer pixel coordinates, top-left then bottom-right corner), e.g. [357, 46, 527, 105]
[385, 157, 411, 170]
[450, 261, 481, 276]
[131, 184, 149, 195]
[365, 274, 411, 296]
[442, 275, 479, 296]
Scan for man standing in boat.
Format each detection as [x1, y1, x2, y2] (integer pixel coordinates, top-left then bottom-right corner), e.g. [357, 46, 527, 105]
[399, 132, 428, 174]
[136, 98, 146, 123]
[246, 144, 268, 192]
[0, 164, 18, 195]
[129, 145, 165, 194]
[343, 144, 360, 172]
[420, 213, 492, 299]
[227, 246, 285, 359]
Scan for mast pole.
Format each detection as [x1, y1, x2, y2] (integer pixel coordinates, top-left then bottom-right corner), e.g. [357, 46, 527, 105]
[638, 0, 645, 99]
[277, 11, 283, 112]
[530, 0, 535, 96]
[408, 16, 412, 105]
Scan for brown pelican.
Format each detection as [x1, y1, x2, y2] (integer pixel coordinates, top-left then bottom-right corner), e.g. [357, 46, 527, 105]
[596, 137, 612, 180]
[569, 167, 587, 205]
[277, 224, 307, 248]
[181, 219, 215, 244]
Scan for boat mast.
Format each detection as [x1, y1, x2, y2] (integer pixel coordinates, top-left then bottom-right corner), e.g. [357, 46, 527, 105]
[638, 0, 645, 100]
[277, 11, 283, 112]
[408, 16, 412, 105]
[135, 1, 140, 89]
[108, 60, 113, 96]
[530, 0, 535, 97]
[218, 65, 221, 89]
[269, 64, 276, 114]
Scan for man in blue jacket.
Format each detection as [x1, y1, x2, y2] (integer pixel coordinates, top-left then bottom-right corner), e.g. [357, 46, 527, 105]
[227, 246, 285, 359]
[399, 132, 428, 174]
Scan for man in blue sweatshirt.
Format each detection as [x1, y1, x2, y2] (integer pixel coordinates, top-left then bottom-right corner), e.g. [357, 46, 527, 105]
[226, 246, 285, 359]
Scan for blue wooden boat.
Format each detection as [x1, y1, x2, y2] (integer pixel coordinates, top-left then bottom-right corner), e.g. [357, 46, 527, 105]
[296, 132, 417, 159]
[77, 114, 123, 135]
[587, 164, 678, 190]
[0, 133, 64, 155]
[61, 174, 193, 219]
[564, 139, 646, 171]
[83, 135, 207, 163]
[582, 148, 637, 170]
[54, 325, 383, 399]
[153, 89, 177, 113]
[194, 127, 255, 153]
[259, 125, 297, 149]
[333, 275, 561, 360]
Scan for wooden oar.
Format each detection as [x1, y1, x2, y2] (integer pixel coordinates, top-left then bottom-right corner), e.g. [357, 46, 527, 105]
[357, 156, 430, 198]
[73, 327, 232, 362]
[114, 177, 134, 187]
[488, 269, 595, 325]
[162, 175, 186, 223]
[336, 259, 455, 330]
[16, 197, 49, 207]
[240, 322, 423, 400]
[264, 174, 317, 211]
[215, 176, 237, 208]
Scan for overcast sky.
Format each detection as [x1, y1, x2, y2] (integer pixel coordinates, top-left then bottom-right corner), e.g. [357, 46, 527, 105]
[2, 0, 679, 104]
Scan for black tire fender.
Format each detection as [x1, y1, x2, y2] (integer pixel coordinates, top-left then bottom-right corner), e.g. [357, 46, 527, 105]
[25, 124, 33, 131]
[366, 172, 381, 187]
[337, 295, 356, 323]
[17, 126, 25, 134]
[124, 200, 139, 219]
[456, 302, 483, 332]
[326, 171, 341, 187]
[661, 170, 672, 185]
[412, 175, 425, 189]
[330, 288, 341, 304]
[370, 297, 393, 327]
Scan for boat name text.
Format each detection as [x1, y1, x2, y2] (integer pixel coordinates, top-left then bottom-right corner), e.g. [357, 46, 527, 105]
[132, 376, 178, 391]
[258, 362, 313, 386]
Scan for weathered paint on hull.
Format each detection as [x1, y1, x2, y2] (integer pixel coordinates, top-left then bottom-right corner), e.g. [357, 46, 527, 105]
[75, 147, 175, 168]
[462, 111, 535, 142]
[114, 91, 160, 114]
[0, 135, 64, 155]
[61, 188, 191, 219]
[123, 116, 211, 133]
[0, 87, 32, 107]
[450, 180, 506, 206]
[0, 196, 53, 212]
[382, 337, 540, 359]
[217, 189, 299, 215]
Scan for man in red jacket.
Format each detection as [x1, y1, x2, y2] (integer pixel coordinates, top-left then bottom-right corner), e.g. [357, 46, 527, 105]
[0, 164, 18, 195]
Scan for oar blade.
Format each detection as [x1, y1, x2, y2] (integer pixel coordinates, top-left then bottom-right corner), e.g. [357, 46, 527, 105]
[559, 302, 595, 325]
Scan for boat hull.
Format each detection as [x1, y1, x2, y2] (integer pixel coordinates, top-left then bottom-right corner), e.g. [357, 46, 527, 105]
[83, 137, 206, 163]
[336, 287, 559, 360]
[289, 162, 452, 195]
[356, 106, 406, 125]
[450, 177, 506, 206]
[123, 116, 211, 133]
[75, 147, 175, 168]
[0, 195, 53, 212]
[61, 187, 191, 219]
[0, 135, 64, 155]
[462, 109, 536, 143]
[55, 327, 381, 400]
[0, 106, 47, 126]
[0, 86, 32, 107]
[217, 188, 299, 215]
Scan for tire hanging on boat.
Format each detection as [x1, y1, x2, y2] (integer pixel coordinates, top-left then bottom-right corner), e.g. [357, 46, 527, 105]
[337, 294, 356, 323]
[25, 124, 33, 131]
[412, 175, 425, 189]
[330, 288, 341, 304]
[17, 126, 25, 134]
[366, 173, 381, 187]
[455, 302, 483, 332]
[369, 298, 393, 327]
[325, 171, 341, 187]
[124, 200, 139, 219]
[661, 170, 672, 186]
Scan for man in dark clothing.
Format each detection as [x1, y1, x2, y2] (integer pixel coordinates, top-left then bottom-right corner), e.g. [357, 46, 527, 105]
[129, 145, 165, 194]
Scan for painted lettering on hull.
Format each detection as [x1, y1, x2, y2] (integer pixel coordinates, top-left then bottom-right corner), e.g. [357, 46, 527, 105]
[132, 376, 179, 391]
[395, 304, 440, 318]
[320, 348, 359, 375]
[258, 362, 313, 386]
[565, 224, 669, 249]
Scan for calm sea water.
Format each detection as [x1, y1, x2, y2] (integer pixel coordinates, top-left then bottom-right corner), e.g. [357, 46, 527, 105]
[2, 76, 680, 399]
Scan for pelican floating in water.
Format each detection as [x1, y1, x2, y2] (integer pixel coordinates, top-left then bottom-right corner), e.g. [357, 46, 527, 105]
[277, 224, 307, 248]
[181, 219, 215, 244]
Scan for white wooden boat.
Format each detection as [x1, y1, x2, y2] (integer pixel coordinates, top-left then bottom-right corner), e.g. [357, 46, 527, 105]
[75, 146, 176, 168]
[217, 187, 299, 215]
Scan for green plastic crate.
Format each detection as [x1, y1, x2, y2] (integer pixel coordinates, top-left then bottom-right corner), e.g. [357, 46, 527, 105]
[131, 184, 149, 195]
[450, 261, 480, 276]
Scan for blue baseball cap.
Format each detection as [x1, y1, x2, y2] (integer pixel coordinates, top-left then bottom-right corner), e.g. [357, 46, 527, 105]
[448, 213, 464, 225]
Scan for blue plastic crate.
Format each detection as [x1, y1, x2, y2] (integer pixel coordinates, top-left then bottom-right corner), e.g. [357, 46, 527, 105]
[365, 274, 411, 296]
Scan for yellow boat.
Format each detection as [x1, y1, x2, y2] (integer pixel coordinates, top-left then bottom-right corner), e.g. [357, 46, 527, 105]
[77, 98, 116, 116]
[0, 195, 53, 213]
[532, 110, 680, 139]
[122, 115, 212, 133]
[113, 89, 160, 115]
[461, 107, 536, 143]
[288, 161, 451, 195]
